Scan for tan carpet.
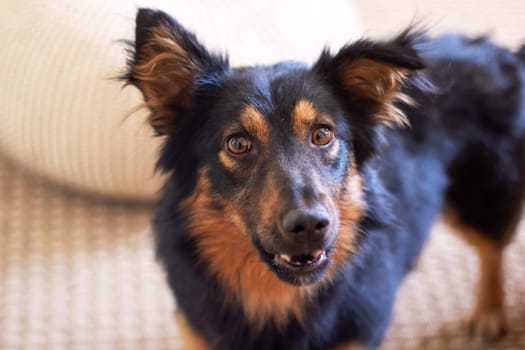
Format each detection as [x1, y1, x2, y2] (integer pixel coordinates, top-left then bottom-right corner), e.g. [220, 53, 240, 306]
[1, 154, 524, 349]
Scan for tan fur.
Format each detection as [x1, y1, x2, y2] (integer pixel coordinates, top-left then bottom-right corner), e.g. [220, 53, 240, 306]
[182, 169, 311, 330]
[331, 156, 365, 270]
[218, 150, 237, 171]
[292, 99, 336, 138]
[240, 106, 270, 145]
[293, 99, 318, 136]
[341, 58, 415, 126]
[259, 171, 283, 234]
[133, 25, 201, 135]
[176, 312, 210, 350]
[444, 210, 508, 338]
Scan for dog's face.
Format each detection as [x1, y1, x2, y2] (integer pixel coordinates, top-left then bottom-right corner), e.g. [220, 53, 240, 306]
[184, 65, 360, 285]
[125, 9, 425, 286]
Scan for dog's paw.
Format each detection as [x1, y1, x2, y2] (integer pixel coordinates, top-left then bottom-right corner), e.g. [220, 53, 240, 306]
[469, 308, 508, 339]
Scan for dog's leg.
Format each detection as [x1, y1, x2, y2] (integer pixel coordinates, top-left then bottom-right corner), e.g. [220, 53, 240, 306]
[444, 139, 525, 339]
[175, 311, 210, 350]
[465, 229, 507, 339]
[444, 209, 518, 339]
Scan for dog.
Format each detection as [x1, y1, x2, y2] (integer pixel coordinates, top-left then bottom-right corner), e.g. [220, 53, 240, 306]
[122, 8, 525, 350]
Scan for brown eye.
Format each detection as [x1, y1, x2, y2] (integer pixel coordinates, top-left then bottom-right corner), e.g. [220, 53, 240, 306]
[227, 135, 251, 155]
[311, 127, 334, 146]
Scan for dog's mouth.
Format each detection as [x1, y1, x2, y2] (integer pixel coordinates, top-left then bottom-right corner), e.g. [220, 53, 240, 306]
[273, 250, 327, 272]
[257, 245, 331, 285]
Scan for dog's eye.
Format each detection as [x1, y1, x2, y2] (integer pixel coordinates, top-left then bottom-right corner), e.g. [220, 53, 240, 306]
[311, 127, 334, 146]
[227, 135, 252, 155]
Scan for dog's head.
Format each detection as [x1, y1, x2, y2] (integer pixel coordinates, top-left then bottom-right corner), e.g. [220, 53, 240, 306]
[124, 9, 425, 286]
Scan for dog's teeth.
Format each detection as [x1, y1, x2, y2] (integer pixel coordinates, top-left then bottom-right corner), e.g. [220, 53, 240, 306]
[280, 254, 292, 262]
[312, 250, 323, 258]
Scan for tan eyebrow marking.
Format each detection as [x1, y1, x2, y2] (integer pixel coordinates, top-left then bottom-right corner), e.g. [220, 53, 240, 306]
[218, 106, 269, 171]
[240, 105, 270, 143]
[293, 99, 318, 136]
[293, 99, 335, 138]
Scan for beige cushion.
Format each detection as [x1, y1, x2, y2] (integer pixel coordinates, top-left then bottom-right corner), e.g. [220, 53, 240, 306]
[0, 0, 162, 201]
[0, 0, 360, 201]
[354, 0, 524, 48]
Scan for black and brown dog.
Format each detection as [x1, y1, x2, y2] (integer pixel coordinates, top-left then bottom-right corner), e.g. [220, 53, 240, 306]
[123, 8, 525, 350]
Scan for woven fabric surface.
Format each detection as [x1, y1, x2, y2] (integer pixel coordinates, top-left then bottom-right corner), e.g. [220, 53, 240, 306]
[1, 155, 524, 349]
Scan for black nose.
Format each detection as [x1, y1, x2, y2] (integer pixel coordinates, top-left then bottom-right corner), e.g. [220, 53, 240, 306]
[281, 208, 330, 240]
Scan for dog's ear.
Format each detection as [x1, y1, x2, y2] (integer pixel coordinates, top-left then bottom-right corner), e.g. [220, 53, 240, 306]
[124, 9, 228, 136]
[313, 28, 428, 161]
[313, 29, 427, 125]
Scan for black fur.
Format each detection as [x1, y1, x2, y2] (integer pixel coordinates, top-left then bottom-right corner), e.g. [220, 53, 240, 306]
[124, 9, 525, 349]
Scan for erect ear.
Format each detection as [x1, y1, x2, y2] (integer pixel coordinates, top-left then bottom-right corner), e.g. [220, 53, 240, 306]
[123, 9, 228, 136]
[313, 28, 427, 126]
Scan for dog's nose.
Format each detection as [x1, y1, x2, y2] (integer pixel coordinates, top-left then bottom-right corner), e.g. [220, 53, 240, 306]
[281, 208, 330, 240]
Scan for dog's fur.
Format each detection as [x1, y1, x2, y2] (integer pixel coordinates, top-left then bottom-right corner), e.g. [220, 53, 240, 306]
[123, 9, 525, 350]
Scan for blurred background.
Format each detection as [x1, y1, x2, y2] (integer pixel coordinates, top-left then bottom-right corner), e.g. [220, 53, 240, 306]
[0, 0, 524, 349]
